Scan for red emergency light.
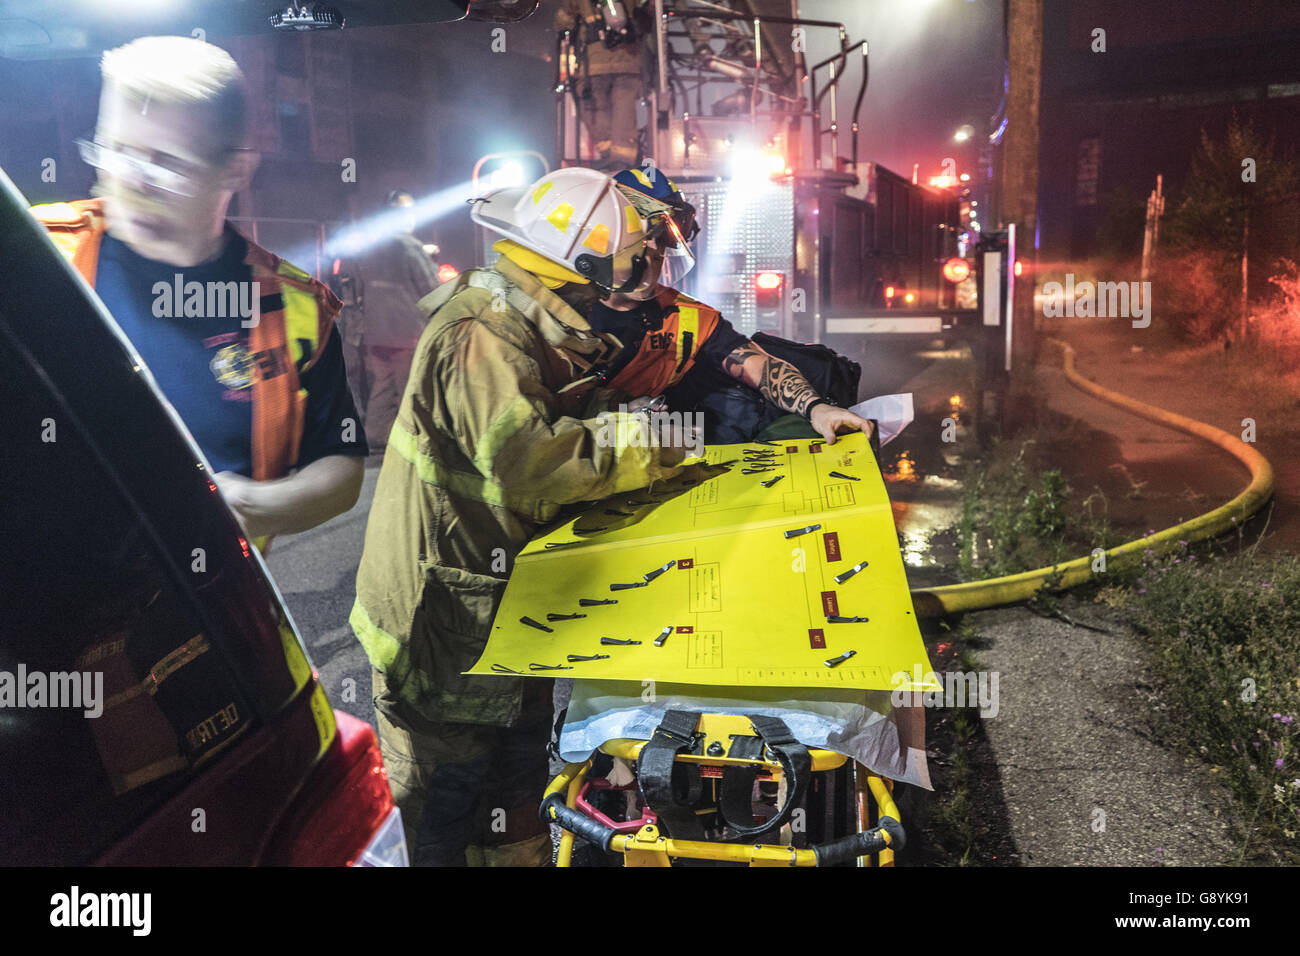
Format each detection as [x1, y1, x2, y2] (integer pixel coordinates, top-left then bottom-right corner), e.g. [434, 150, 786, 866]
[754, 271, 783, 310]
[437, 264, 459, 283]
[942, 258, 971, 283]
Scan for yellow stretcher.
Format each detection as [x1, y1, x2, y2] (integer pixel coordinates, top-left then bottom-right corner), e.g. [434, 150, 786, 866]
[470, 431, 931, 865]
[543, 713, 906, 867]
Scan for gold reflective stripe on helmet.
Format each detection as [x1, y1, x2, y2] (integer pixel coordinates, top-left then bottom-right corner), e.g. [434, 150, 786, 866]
[583, 223, 610, 254]
[547, 201, 574, 231]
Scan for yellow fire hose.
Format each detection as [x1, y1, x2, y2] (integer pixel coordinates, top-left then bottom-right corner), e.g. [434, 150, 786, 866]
[908, 336, 1275, 617]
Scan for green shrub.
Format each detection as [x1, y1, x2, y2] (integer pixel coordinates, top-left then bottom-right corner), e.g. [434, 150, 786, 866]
[1131, 544, 1300, 861]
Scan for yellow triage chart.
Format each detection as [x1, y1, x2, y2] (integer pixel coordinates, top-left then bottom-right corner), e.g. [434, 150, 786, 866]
[468, 432, 937, 691]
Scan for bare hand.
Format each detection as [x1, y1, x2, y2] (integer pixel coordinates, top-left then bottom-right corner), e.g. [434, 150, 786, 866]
[808, 404, 875, 446]
[213, 470, 267, 537]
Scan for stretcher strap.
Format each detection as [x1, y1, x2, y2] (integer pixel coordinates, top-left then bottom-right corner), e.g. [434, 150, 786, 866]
[638, 709, 705, 841]
[719, 715, 811, 840]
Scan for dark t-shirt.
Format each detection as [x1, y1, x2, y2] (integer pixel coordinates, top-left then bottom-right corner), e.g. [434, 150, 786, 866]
[588, 291, 748, 382]
[95, 230, 368, 476]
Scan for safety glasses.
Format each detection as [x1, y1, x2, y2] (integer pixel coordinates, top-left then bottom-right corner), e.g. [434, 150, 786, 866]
[75, 137, 242, 198]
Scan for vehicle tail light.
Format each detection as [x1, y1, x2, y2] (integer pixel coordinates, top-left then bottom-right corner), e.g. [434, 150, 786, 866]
[755, 271, 783, 310]
[354, 806, 409, 867]
[275, 711, 407, 866]
[942, 257, 971, 283]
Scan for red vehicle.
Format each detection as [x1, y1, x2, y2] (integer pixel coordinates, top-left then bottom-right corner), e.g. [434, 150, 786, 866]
[0, 168, 406, 867]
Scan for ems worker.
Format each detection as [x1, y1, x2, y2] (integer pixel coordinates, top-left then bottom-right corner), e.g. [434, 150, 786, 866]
[32, 36, 366, 546]
[350, 167, 694, 866]
[555, 0, 646, 170]
[600, 167, 876, 444]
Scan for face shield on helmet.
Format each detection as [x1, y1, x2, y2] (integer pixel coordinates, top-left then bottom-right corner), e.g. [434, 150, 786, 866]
[645, 211, 696, 287]
[613, 181, 696, 289]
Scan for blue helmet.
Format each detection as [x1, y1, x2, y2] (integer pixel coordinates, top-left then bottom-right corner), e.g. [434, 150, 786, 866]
[613, 166, 700, 244]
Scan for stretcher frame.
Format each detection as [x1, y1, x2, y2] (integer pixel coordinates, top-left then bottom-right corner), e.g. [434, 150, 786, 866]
[544, 712, 905, 867]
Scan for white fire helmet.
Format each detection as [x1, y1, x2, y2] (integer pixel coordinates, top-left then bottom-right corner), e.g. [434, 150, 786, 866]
[471, 167, 673, 295]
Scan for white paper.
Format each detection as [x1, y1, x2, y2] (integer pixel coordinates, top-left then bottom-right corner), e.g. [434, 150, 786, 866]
[848, 393, 913, 447]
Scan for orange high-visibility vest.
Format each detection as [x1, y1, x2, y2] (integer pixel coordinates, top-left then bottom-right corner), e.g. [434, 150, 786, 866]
[607, 285, 722, 397]
[31, 198, 340, 483]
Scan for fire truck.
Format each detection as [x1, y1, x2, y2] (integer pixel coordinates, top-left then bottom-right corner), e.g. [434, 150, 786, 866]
[552, 0, 1015, 423]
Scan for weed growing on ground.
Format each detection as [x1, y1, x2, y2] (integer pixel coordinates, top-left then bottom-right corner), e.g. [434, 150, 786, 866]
[957, 436, 1127, 583]
[1129, 542, 1300, 863]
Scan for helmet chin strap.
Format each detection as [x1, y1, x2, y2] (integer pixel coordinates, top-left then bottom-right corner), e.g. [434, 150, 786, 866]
[601, 251, 650, 296]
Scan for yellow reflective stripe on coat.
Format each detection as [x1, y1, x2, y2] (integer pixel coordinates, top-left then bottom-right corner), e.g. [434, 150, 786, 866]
[676, 305, 699, 370]
[472, 393, 541, 477]
[388, 421, 510, 509]
[279, 281, 323, 369]
[349, 597, 434, 700]
[349, 598, 401, 671]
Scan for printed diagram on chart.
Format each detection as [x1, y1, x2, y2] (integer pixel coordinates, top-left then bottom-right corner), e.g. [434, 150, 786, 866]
[468, 432, 937, 691]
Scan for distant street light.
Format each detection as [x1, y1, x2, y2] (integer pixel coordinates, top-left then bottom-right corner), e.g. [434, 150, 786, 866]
[954, 124, 975, 143]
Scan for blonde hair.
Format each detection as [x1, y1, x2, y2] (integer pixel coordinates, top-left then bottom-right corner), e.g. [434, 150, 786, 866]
[101, 36, 250, 155]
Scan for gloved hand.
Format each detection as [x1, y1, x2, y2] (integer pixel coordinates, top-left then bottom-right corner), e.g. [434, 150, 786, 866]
[626, 394, 667, 415]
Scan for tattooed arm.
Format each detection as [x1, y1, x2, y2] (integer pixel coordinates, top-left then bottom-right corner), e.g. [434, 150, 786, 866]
[720, 340, 821, 416]
[719, 339, 875, 445]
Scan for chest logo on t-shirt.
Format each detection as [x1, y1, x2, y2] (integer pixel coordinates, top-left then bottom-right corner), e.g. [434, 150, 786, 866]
[210, 343, 256, 390]
[647, 330, 675, 350]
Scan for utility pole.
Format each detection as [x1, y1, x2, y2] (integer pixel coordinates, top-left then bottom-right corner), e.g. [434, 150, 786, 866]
[1000, 0, 1042, 425]
[1240, 209, 1250, 341]
[1141, 174, 1164, 284]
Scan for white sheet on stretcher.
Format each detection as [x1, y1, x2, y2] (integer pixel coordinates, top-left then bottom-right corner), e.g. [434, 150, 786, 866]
[559, 680, 932, 791]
